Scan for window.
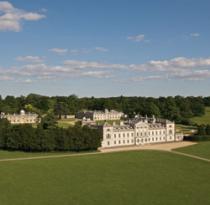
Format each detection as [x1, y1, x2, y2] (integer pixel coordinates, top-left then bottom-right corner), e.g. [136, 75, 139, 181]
[119, 140, 121, 144]
[107, 141, 110, 146]
[127, 140, 129, 143]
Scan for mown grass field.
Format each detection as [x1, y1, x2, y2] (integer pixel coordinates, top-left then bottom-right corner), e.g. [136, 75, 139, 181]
[0, 150, 77, 160]
[57, 118, 77, 128]
[191, 107, 210, 125]
[0, 150, 210, 205]
[175, 141, 210, 160]
[176, 124, 197, 135]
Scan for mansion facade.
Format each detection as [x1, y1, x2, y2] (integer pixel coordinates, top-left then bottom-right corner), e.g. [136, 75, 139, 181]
[101, 116, 183, 148]
[0, 110, 39, 124]
[76, 109, 124, 121]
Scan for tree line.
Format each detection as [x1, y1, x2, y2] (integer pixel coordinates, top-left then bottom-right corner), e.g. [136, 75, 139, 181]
[0, 117, 102, 152]
[0, 94, 209, 124]
[197, 124, 210, 136]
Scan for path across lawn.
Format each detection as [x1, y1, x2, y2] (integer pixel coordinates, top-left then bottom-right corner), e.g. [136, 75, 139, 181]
[1, 141, 209, 163]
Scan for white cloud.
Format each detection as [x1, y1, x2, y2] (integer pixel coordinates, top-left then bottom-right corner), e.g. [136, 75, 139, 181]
[0, 60, 118, 81]
[0, 75, 13, 81]
[49, 47, 109, 55]
[131, 57, 210, 72]
[190, 33, 200, 37]
[1, 57, 210, 83]
[64, 60, 127, 70]
[22, 78, 34, 83]
[127, 34, 145, 42]
[131, 75, 165, 82]
[0, 1, 13, 11]
[0, 1, 45, 32]
[81, 71, 112, 78]
[49, 48, 68, 55]
[172, 70, 210, 80]
[95, 47, 109, 52]
[16, 56, 44, 63]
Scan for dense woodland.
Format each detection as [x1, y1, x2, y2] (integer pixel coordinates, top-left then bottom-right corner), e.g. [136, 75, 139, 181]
[0, 116, 102, 152]
[1, 94, 210, 124]
[0, 94, 210, 151]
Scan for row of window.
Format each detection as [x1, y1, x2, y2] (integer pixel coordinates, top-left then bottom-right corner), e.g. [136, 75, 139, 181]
[107, 139, 134, 146]
[136, 137, 166, 143]
[106, 136, 174, 146]
[10, 119, 36, 123]
[106, 129, 173, 139]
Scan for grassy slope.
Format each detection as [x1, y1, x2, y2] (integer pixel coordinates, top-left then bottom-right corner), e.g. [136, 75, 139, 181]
[57, 118, 77, 128]
[176, 124, 197, 135]
[0, 151, 210, 205]
[191, 107, 210, 125]
[0, 150, 79, 160]
[175, 141, 210, 160]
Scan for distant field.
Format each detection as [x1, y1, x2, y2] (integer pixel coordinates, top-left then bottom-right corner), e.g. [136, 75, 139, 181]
[175, 141, 210, 160]
[57, 118, 77, 128]
[0, 150, 210, 205]
[176, 124, 197, 135]
[191, 107, 210, 125]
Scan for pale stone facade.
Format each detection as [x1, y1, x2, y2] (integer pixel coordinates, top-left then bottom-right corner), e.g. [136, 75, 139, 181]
[101, 116, 183, 148]
[0, 110, 39, 124]
[76, 109, 124, 121]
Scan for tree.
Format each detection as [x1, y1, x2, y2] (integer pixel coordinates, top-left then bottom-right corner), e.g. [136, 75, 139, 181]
[197, 125, 206, 135]
[40, 113, 57, 129]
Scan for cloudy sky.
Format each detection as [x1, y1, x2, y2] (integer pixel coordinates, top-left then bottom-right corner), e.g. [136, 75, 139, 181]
[0, 0, 210, 97]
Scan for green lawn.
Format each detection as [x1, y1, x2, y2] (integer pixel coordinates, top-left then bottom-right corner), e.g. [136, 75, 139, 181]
[176, 124, 197, 135]
[57, 118, 77, 128]
[191, 107, 210, 125]
[175, 141, 210, 160]
[0, 150, 75, 160]
[0, 150, 210, 205]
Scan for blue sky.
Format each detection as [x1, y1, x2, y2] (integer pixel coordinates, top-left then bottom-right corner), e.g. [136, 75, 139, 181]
[0, 0, 210, 97]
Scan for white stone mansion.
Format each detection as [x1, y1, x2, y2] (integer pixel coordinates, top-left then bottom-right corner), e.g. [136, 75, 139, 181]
[0, 110, 39, 124]
[101, 116, 183, 148]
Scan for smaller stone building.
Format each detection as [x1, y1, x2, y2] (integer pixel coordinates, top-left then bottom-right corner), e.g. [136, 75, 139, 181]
[0, 110, 39, 124]
[76, 109, 124, 121]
